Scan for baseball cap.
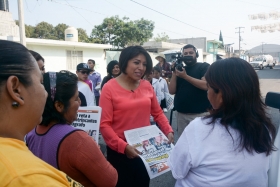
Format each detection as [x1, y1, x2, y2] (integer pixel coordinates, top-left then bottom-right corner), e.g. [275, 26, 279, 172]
[77, 63, 91, 71]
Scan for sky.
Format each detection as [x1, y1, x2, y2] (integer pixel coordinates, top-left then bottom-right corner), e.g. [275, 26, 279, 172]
[8, 0, 280, 50]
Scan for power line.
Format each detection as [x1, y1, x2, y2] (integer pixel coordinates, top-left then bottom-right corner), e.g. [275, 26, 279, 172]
[130, 0, 237, 39]
[103, 0, 187, 37]
[51, 0, 107, 16]
[63, 0, 95, 27]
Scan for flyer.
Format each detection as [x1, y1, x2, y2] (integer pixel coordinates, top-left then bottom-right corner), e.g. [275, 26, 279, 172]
[124, 125, 174, 179]
[71, 106, 101, 144]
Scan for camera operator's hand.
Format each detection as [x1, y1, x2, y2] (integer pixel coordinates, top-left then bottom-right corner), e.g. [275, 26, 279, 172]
[175, 67, 188, 79]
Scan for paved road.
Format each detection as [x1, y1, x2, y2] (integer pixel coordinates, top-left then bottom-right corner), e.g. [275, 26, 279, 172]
[99, 65, 280, 187]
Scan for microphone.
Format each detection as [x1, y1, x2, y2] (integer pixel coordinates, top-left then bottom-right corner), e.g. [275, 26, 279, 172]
[131, 90, 134, 93]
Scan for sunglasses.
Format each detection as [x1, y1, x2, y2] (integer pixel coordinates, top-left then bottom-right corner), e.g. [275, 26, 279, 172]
[79, 70, 90, 75]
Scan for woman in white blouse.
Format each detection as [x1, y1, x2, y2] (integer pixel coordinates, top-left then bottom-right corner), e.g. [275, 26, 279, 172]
[168, 57, 276, 187]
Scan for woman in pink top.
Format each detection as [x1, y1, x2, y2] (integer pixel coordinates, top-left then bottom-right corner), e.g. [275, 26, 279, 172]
[100, 46, 174, 187]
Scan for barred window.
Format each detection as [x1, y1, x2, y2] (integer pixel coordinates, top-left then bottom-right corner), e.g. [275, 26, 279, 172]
[66, 50, 83, 70]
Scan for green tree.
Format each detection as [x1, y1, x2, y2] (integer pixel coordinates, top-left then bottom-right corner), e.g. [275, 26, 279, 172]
[15, 20, 35, 38]
[154, 32, 169, 42]
[33, 22, 56, 39]
[54, 23, 68, 40]
[25, 25, 35, 38]
[77, 28, 90, 43]
[219, 30, 224, 48]
[91, 16, 154, 49]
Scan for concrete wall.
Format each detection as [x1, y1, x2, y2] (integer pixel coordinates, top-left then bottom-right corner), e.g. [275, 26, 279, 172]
[0, 11, 19, 37]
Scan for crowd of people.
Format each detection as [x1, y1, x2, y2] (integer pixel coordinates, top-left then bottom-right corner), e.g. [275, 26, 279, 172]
[0, 39, 277, 187]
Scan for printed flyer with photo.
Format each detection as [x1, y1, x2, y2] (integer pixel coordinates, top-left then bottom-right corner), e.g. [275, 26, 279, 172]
[71, 106, 101, 144]
[124, 125, 174, 179]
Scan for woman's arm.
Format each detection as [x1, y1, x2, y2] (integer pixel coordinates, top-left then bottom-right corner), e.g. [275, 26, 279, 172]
[59, 131, 118, 187]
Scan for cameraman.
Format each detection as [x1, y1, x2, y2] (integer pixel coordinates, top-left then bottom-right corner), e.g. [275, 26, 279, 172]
[169, 44, 210, 137]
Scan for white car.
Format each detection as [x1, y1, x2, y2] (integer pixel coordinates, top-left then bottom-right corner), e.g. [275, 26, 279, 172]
[250, 55, 274, 70]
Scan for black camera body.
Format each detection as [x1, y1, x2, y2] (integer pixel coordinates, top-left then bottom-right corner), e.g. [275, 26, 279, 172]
[171, 53, 194, 71]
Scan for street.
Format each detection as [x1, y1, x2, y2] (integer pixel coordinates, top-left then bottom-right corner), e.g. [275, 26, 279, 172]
[99, 66, 280, 187]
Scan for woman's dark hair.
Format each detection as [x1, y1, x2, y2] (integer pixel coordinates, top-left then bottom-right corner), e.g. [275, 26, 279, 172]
[107, 60, 119, 76]
[41, 70, 78, 126]
[204, 57, 276, 155]
[0, 40, 35, 89]
[100, 60, 120, 90]
[29, 50, 45, 62]
[119, 46, 153, 76]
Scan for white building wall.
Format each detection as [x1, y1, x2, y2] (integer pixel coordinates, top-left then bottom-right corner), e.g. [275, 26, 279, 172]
[205, 53, 214, 64]
[27, 44, 107, 78]
[197, 49, 203, 62]
[27, 45, 66, 72]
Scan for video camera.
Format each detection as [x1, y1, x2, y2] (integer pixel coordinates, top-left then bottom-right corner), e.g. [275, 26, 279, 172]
[171, 53, 194, 71]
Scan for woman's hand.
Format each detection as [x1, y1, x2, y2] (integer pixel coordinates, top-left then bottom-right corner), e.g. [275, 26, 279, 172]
[167, 132, 174, 144]
[125, 144, 141, 159]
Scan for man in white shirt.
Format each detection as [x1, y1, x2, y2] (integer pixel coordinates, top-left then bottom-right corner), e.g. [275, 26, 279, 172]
[76, 63, 95, 106]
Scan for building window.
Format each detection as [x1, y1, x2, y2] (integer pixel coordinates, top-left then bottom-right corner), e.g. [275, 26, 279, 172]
[66, 50, 83, 70]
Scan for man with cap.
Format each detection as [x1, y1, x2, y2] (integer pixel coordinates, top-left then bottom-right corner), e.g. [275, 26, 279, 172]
[155, 53, 172, 80]
[76, 63, 95, 106]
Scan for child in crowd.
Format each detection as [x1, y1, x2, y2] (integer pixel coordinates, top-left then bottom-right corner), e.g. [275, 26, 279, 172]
[153, 66, 169, 112]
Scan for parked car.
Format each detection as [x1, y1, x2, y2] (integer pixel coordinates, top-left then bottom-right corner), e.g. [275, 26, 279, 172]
[250, 55, 274, 70]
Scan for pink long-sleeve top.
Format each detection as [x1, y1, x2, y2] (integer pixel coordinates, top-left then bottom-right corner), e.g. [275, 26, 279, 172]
[100, 78, 173, 154]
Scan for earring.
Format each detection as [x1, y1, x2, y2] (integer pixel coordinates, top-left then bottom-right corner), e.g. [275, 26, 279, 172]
[12, 102, 19, 108]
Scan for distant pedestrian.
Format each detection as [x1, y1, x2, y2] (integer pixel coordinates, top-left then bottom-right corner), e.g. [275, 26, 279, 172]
[144, 70, 162, 104]
[87, 59, 102, 106]
[153, 66, 169, 112]
[76, 63, 95, 106]
[155, 53, 172, 80]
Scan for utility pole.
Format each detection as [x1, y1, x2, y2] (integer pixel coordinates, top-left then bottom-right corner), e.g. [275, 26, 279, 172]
[235, 27, 244, 58]
[17, 0, 26, 46]
[261, 42, 265, 54]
